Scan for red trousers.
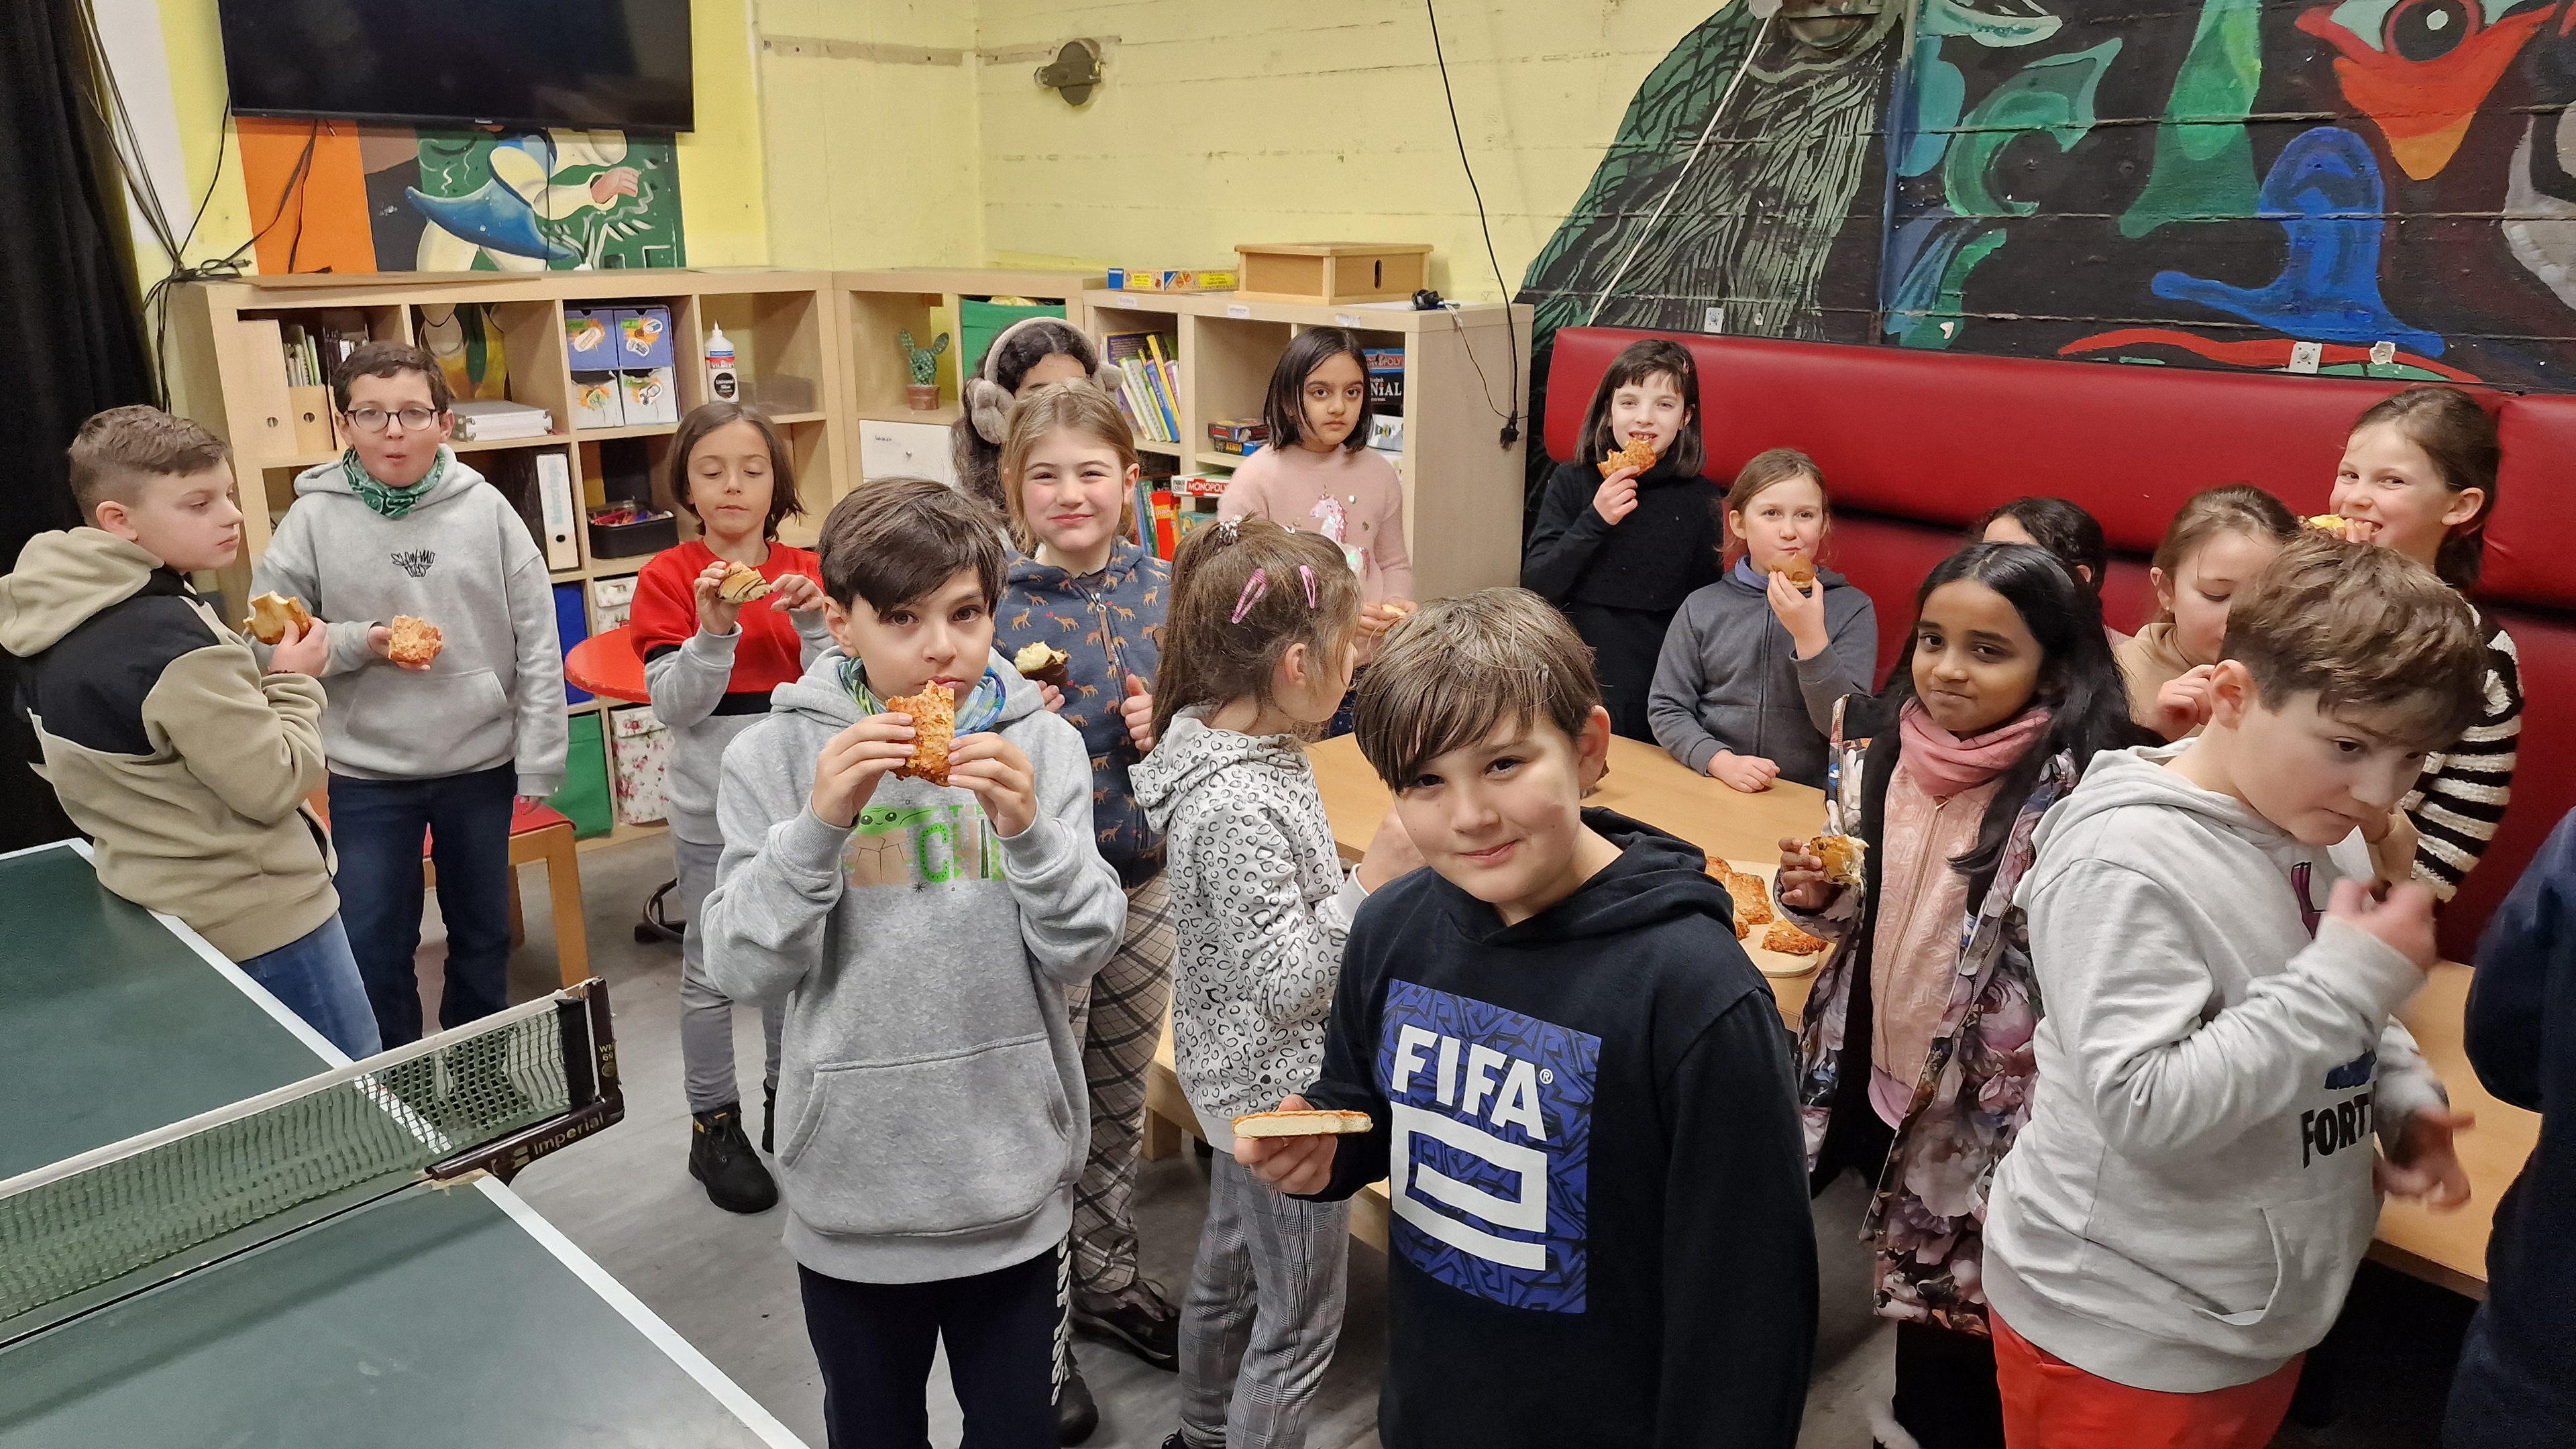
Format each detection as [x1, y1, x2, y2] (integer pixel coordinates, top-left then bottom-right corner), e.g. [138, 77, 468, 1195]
[1993, 1312, 2301, 1449]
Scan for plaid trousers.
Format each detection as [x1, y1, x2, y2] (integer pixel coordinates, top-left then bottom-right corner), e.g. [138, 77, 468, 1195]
[1178, 1152, 1351, 1449]
[1065, 869, 1178, 1297]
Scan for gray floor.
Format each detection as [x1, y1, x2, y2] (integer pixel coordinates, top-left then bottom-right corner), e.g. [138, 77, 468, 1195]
[412, 835, 1947, 1449]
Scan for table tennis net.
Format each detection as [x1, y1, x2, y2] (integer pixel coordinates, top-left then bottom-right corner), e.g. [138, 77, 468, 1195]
[0, 993, 578, 1326]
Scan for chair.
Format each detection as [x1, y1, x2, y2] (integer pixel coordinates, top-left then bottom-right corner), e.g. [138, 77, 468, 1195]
[305, 792, 592, 989]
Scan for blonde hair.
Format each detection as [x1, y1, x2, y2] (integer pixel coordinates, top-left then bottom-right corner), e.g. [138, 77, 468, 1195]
[998, 381, 1138, 553]
[1354, 588, 1601, 788]
[1152, 517, 1361, 743]
[1722, 447, 1829, 567]
[2148, 484, 2299, 624]
[68, 406, 230, 518]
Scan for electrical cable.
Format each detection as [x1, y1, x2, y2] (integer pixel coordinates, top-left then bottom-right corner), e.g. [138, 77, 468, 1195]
[1424, 0, 1522, 447]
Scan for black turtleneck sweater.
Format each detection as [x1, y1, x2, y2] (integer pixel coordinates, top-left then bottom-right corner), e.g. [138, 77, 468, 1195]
[1521, 458, 1724, 614]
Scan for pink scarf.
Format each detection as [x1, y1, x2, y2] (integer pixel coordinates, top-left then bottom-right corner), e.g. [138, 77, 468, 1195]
[1898, 699, 2051, 799]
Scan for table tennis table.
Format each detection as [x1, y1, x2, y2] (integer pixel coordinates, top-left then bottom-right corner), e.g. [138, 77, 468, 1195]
[0, 840, 807, 1448]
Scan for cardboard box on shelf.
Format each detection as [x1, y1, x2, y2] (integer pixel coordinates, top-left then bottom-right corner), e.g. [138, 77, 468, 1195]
[619, 369, 678, 426]
[566, 309, 616, 370]
[571, 374, 623, 429]
[610, 307, 676, 368]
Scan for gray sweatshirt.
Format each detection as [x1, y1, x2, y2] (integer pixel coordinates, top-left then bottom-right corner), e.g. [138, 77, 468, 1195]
[1986, 744, 2447, 1392]
[1131, 709, 1368, 1152]
[698, 647, 1124, 1283]
[644, 612, 833, 845]
[252, 451, 567, 797]
[1647, 564, 1876, 790]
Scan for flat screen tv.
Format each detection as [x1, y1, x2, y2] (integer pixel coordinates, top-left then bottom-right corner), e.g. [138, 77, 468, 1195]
[218, 0, 693, 133]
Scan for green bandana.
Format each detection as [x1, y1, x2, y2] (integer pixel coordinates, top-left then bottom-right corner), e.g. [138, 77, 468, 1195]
[839, 658, 1008, 736]
[342, 447, 449, 519]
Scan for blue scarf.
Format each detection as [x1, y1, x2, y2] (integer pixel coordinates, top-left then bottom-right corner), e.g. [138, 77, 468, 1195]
[838, 659, 1008, 737]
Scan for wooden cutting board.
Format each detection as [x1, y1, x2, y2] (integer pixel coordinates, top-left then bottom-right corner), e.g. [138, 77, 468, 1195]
[1719, 858, 1825, 978]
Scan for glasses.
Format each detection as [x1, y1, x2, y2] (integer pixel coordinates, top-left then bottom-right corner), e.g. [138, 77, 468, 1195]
[343, 406, 442, 434]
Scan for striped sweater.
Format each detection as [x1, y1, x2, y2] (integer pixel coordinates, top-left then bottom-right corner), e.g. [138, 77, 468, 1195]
[2407, 612, 2520, 900]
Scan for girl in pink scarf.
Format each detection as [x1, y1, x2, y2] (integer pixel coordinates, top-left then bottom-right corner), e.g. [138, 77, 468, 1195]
[1774, 541, 2149, 1449]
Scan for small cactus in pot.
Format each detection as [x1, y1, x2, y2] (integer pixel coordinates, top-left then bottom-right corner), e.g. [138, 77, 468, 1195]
[898, 329, 949, 410]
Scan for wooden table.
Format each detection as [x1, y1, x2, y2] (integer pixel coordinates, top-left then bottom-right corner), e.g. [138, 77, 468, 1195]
[1140, 735, 2538, 1295]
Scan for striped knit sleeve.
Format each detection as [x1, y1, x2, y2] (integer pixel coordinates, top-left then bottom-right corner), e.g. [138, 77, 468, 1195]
[2406, 618, 2520, 901]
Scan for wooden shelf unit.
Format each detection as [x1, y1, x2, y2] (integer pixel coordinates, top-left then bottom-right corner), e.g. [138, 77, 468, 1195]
[1079, 290, 1532, 600]
[835, 269, 1102, 490]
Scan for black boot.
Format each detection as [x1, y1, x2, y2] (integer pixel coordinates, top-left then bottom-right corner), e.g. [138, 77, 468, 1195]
[689, 1104, 778, 1214]
[1057, 1361, 1098, 1444]
[762, 1082, 777, 1155]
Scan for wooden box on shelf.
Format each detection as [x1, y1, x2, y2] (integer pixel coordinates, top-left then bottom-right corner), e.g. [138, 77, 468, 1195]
[1232, 244, 1433, 305]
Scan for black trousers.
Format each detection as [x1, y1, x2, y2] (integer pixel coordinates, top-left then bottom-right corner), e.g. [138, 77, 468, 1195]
[1566, 602, 1676, 743]
[800, 1247, 1062, 1449]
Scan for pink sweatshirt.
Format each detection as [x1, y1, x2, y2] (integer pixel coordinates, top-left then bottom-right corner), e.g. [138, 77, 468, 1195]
[1217, 443, 1413, 604]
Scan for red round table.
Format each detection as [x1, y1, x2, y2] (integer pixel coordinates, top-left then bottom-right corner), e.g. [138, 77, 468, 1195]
[565, 625, 651, 706]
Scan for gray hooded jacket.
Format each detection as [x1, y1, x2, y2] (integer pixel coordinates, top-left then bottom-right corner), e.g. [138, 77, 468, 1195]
[698, 647, 1124, 1283]
[1647, 564, 1876, 790]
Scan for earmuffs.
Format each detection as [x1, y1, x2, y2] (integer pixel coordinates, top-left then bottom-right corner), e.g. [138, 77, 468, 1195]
[963, 317, 1121, 445]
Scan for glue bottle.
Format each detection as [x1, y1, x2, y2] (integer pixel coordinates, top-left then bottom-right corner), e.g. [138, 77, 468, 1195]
[704, 325, 739, 403]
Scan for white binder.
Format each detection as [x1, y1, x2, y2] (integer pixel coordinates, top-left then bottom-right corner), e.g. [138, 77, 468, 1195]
[536, 453, 579, 570]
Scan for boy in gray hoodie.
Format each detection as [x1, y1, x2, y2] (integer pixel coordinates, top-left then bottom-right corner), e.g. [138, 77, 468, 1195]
[1986, 535, 2483, 1448]
[698, 477, 1124, 1448]
[251, 342, 564, 1048]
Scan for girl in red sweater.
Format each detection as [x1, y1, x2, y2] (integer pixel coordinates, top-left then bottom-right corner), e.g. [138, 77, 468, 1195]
[629, 402, 830, 1213]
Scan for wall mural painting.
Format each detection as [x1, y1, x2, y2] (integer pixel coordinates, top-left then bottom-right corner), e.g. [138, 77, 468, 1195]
[1519, 0, 2576, 438]
[235, 119, 684, 275]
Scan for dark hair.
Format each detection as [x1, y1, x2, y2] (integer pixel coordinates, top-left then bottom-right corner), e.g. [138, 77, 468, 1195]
[2147, 484, 2299, 625]
[1880, 541, 2150, 890]
[816, 476, 1008, 616]
[669, 403, 802, 540]
[2226, 532, 2487, 749]
[953, 317, 1105, 513]
[1260, 327, 1374, 453]
[331, 339, 452, 415]
[1575, 339, 1707, 480]
[1976, 497, 2107, 599]
[1354, 588, 1601, 788]
[2347, 385, 2500, 589]
[1152, 517, 1363, 744]
[1721, 447, 1831, 568]
[68, 405, 230, 517]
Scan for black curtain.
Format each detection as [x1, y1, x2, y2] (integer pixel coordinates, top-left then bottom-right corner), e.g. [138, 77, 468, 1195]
[0, 0, 156, 850]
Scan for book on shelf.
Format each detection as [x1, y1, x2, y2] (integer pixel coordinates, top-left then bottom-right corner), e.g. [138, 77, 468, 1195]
[1364, 347, 1404, 413]
[280, 319, 368, 388]
[1103, 332, 1179, 443]
[1143, 335, 1181, 439]
[1150, 489, 1179, 559]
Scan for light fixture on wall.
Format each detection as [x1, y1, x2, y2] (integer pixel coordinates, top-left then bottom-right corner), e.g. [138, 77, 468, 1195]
[1035, 40, 1104, 106]
[1766, 0, 1885, 52]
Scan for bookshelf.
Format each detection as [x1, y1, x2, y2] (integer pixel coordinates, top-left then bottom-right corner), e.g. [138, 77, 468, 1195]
[1080, 290, 1532, 600]
[166, 270, 854, 843]
[835, 269, 1102, 486]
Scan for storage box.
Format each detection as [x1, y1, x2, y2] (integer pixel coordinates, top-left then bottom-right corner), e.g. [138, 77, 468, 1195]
[610, 704, 670, 826]
[1232, 243, 1432, 305]
[619, 368, 678, 426]
[961, 298, 1063, 377]
[860, 418, 958, 487]
[1208, 418, 1267, 448]
[589, 576, 637, 631]
[549, 713, 613, 839]
[1106, 268, 1237, 292]
[1178, 472, 1231, 498]
[570, 373, 623, 429]
[554, 582, 591, 704]
[588, 508, 679, 558]
[1368, 413, 1405, 452]
[741, 373, 816, 415]
[565, 309, 616, 370]
[611, 307, 676, 368]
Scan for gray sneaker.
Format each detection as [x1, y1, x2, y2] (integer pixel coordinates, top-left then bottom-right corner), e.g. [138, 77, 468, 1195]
[1074, 1279, 1179, 1370]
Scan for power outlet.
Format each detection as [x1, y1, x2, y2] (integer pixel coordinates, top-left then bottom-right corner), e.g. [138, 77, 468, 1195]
[2289, 341, 2323, 374]
[1703, 306, 1726, 333]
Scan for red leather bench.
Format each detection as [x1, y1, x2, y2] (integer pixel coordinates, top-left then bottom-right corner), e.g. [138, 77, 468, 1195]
[1544, 329, 2575, 959]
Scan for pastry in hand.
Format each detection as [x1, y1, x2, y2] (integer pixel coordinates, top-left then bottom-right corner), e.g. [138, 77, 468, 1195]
[1231, 1108, 1374, 1138]
[1764, 920, 1827, 957]
[1597, 435, 1658, 478]
[889, 680, 957, 786]
[386, 614, 443, 667]
[1012, 641, 1071, 688]
[1773, 555, 1817, 586]
[2303, 514, 2347, 536]
[1809, 834, 1867, 889]
[240, 592, 314, 645]
[1717, 867, 1774, 929]
[716, 563, 774, 603]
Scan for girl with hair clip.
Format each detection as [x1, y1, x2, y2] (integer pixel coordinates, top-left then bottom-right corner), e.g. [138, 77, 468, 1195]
[1129, 515, 1417, 1449]
[1648, 447, 1878, 792]
[1774, 541, 2150, 1449]
[1976, 496, 2122, 649]
[1523, 337, 1723, 739]
[1218, 327, 1415, 735]
[2114, 484, 2299, 741]
[628, 401, 828, 1214]
[951, 317, 1116, 515]
[2322, 384, 2521, 900]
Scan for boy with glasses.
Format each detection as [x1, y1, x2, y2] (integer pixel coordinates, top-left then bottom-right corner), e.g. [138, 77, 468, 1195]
[252, 341, 566, 1048]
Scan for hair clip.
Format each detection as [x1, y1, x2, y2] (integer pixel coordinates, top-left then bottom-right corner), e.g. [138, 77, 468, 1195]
[1298, 564, 1318, 608]
[1231, 568, 1271, 624]
[1217, 516, 1243, 541]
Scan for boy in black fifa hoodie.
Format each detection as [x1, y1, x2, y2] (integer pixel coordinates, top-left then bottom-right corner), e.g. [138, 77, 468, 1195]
[1239, 587, 1815, 1448]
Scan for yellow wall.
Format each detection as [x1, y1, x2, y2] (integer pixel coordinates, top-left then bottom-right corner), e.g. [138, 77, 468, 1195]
[753, 0, 985, 269]
[142, 0, 769, 276]
[969, 1, 1723, 299]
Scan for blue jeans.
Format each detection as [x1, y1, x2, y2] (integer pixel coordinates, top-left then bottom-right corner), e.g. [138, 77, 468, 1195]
[329, 764, 518, 1047]
[237, 914, 383, 1060]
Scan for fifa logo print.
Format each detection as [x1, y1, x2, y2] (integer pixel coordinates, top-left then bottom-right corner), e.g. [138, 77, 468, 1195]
[1375, 981, 1598, 1312]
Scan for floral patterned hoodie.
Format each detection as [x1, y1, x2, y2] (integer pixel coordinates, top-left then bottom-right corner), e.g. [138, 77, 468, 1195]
[1782, 693, 2072, 1336]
